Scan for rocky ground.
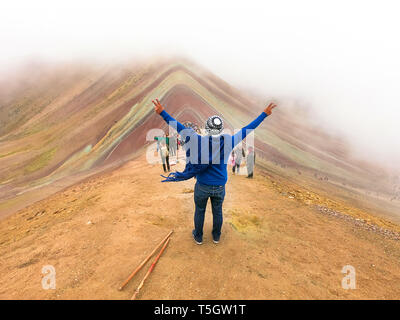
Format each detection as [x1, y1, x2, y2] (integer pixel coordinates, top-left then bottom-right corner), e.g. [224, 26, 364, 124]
[0, 150, 399, 299]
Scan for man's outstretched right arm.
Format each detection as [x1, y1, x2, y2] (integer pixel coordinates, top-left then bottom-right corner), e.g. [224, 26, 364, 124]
[153, 99, 187, 133]
[232, 102, 277, 147]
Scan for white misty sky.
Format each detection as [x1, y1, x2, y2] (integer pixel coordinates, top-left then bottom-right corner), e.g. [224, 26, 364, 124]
[0, 0, 399, 170]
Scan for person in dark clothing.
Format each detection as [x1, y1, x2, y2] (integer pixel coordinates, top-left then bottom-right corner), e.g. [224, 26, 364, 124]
[232, 147, 245, 174]
[246, 147, 256, 178]
[169, 133, 177, 156]
[152, 98, 277, 244]
[165, 134, 170, 153]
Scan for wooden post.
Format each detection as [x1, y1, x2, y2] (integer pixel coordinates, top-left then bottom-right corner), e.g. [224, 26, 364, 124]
[118, 230, 173, 290]
[131, 238, 170, 300]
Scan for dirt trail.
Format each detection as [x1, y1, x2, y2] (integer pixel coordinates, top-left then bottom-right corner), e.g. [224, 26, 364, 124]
[0, 150, 399, 299]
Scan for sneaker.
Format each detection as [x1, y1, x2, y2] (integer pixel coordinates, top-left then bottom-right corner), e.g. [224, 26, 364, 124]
[212, 235, 220, 244]
[192, 230, 203, 245]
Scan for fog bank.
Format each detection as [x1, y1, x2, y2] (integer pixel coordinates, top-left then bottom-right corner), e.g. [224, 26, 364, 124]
[1, 0, 399, 171]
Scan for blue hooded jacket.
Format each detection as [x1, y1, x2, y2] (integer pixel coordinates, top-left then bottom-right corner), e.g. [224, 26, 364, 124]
[159, 110, 267, 186]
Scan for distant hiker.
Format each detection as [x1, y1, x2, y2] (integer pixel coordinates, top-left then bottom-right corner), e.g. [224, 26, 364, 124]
[160, 142, 170, 173]
[152, 98, 277, 245]
[178, 134, 186, 147]
[177, 134, 181, 150]
[232, 147, 245, 174]
[169, 133, 177, 156]
[154, 135, 169, 152]
[246, 147, 256, 179]
[154, 136, 161, 153]
[229, 150, 236, 174]
[166, 134, 170, 150]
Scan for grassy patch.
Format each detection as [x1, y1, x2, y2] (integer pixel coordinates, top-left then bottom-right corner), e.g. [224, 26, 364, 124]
[228, 208, 261, 233]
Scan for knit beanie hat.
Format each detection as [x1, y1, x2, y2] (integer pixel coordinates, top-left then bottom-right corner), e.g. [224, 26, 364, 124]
[205, 115, 224, 135]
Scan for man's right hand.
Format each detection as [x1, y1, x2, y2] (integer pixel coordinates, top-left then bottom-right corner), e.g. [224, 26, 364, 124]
[152, 98, 164, 114]
[264, 102, 277, 116]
